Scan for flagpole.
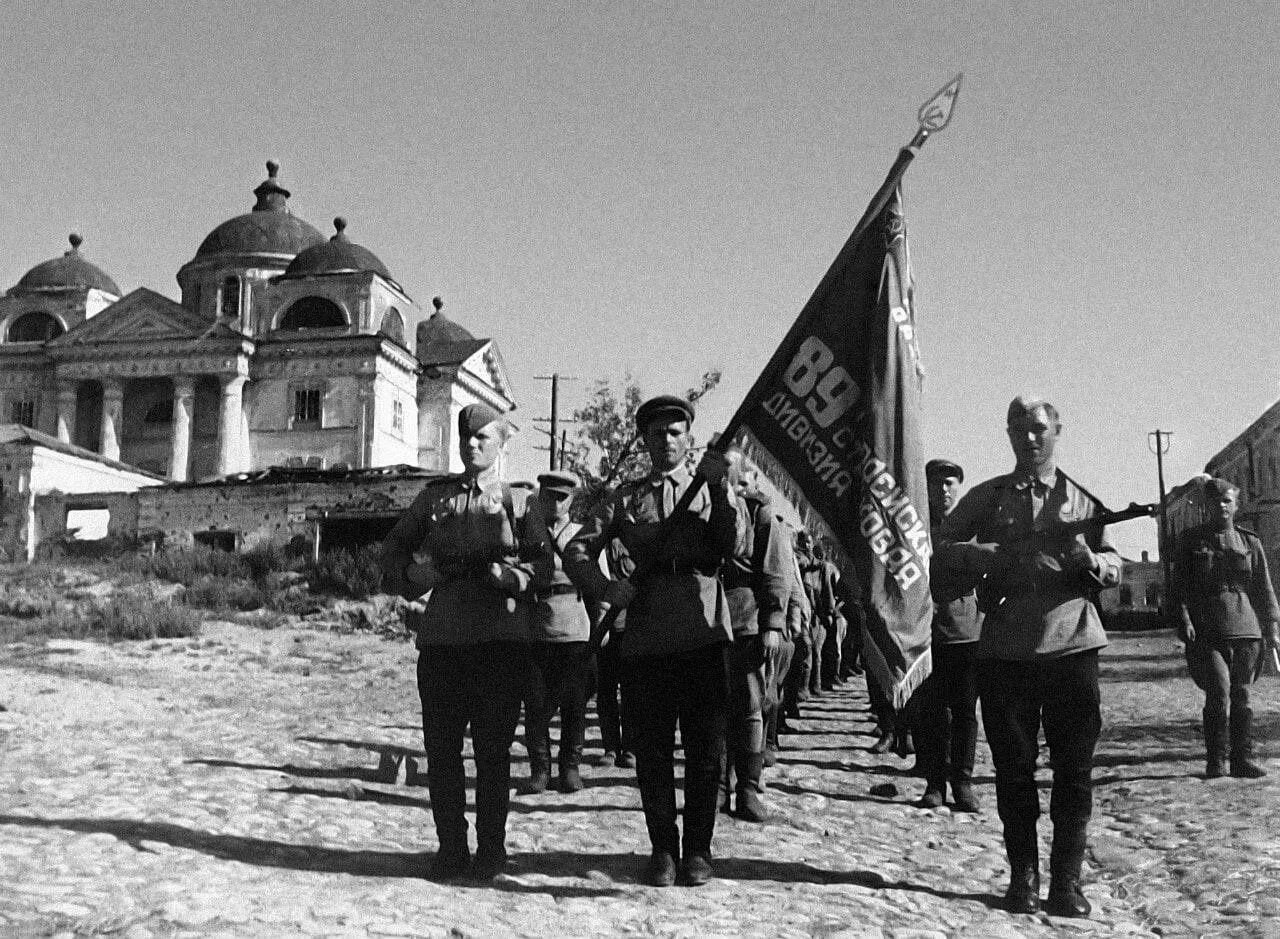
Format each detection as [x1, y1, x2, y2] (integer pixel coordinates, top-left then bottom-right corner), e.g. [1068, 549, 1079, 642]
[715, 75, 962, 452]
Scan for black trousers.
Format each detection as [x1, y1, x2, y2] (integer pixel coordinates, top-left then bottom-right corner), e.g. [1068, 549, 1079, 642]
[525, 641, 590, 766]
[917, 640, 980, 787]
[418, 642, 529, 859]
[978, 650, 1100, 862]
[621, 643, 730, 860]
[596, 641, 628, 754]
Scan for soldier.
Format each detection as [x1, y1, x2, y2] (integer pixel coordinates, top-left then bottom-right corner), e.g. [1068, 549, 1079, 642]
[818, 542, 849, 690]
[380, 403, 550, 881]
[779, 528, 814, 732]
[719, 451, 791, 822]
[565, 395, 737, 888]
[593, 537, 635, 769]
[915, 458, 983, 812]
[938, 396, 1121, 918]
[521, 470, 593, 795]
[794, 531, 828, 699]
[1170, 477, 1280, 779]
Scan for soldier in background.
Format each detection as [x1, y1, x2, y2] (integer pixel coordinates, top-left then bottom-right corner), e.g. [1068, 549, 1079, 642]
[565, 395, 737, 888]
[719, 451, 791, 822]
[938, 396, 1121, 918]
[915, 458, 983, 812]
[1171, 477, 1280, 779]
[592, 537, 635, 769]
[781, 529, 815, 729]
[381, 403, 550, 881]
[521, 470, 593, 795]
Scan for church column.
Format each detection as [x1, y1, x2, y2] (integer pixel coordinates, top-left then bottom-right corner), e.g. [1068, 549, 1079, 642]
[217, 374, 247, 476]
[169, 376, 195, 482]
[55, 381, 78, 444]
[100, 378, 123, 461]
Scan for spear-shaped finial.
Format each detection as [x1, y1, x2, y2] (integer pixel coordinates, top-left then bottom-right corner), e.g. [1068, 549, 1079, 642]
[910, 73, 963, 148]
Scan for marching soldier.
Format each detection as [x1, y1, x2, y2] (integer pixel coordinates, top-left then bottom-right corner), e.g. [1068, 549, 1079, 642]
[1171, 477, 1280, 779]
[938, 396, 1121, 918]
[915, 458, 983, 812]
[720, 451, 792, 822]
[521, 470, 593, 795]
[593, 537, 636, 769]
[380, 403, 550, 881]
[565, 395, 737, 888]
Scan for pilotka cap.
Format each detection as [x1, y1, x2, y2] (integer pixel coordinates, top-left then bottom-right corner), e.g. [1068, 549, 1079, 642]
[457, 403, 503, 438]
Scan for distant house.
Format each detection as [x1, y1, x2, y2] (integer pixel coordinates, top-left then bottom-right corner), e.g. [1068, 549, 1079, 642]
[1098, 551, 1164, 630]
[1202, 399, 1280, 576]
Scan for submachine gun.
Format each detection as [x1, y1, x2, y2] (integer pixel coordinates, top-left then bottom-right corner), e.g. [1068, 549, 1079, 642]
[975, 502, 1157, 615]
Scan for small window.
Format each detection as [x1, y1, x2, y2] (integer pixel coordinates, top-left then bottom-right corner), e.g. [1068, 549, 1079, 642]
[293, 388, 323, 427]
[379, 307, 405, 343]
[220, 277, 241, 319]
[9, 398, 37, 428]
[391, 399, 405, 435]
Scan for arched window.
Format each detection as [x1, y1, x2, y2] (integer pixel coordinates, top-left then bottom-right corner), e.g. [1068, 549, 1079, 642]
[220, 276, 241, 319]
[6, 311, 64, 342]
[279, 297, 346, 330]
[379, 307, 405, 343]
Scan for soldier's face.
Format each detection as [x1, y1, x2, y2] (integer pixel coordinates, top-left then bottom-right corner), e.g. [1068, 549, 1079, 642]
[927, 473, 961, 517]
[1207, 488, 1238, 528]
[644, 418, 690, 472]
[538, 487, 572, 521]
[1007, 407, 1060, 471]
[461, 423, 502, 473]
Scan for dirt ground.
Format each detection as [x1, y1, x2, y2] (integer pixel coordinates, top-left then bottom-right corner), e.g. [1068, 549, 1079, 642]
[1, 615, 1278, 938]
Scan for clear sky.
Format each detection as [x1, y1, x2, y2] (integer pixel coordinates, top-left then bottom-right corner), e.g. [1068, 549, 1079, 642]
[3, 1, 1277, 558]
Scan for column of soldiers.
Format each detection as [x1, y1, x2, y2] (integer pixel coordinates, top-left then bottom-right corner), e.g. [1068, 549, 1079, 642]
[381, 393, 1278, 919]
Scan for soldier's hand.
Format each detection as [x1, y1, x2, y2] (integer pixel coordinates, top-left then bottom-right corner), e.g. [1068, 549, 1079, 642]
[487, 562, 518, 593]
[1065, 540, 1099, 573]
[697, 450, 730, 488]
[761, 630, 782, 655]
[1178, 620, 1196, 644]
[602, 579, 636, 609]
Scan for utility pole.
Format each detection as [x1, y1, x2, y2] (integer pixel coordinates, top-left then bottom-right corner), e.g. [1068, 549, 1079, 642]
[1148, 429, 1173, 618]
[533, 373, 576, 471]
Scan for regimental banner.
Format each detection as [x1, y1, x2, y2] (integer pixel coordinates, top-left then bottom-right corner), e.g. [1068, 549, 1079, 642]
[731, 185, 933, 709]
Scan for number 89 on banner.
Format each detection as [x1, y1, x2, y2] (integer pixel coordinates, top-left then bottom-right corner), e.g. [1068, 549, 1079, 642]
[783, 336, 861, 429]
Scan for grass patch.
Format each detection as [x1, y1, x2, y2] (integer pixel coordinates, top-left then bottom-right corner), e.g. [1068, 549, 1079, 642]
[305, 545, 383, 599]
[91, 596, 202, 640]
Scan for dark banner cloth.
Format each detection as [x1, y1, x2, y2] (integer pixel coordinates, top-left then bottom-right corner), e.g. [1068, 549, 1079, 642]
[731, 186, 932, 709]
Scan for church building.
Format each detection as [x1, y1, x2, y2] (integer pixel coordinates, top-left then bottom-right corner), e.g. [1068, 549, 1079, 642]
[0, 161, 515, 482]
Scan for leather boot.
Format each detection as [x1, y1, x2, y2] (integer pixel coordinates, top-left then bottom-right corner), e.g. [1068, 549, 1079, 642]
[916, 779, 945, 809]
[1204, 711, 1228, 778]
[735, 752, 767, 823]
[1046, 827, 1091, 918]
[1003, 823, 1040, 914]
[519, 755, 550, 795]
[1230, 706, 1266, 778]
[558, 745, 584, 793]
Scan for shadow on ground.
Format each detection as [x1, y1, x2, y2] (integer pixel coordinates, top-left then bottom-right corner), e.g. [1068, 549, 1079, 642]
[0, 814, 1002, 907]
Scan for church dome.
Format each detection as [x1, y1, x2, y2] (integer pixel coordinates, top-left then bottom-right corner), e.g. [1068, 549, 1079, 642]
[417, 297, 475, 345]
[282, 217, 394, 281]
[192, 161, 325, 260]
[12, 234, 121, 295]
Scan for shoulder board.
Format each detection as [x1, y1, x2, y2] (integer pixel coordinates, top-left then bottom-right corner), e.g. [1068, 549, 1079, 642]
[1237, 525, 1260, 539]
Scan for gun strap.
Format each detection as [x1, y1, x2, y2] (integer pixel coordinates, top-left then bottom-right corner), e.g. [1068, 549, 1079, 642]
[1059, 470, 1110, 514]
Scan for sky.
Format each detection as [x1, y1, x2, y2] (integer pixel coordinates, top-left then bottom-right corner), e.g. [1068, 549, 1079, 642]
[3, 1, 1278, 558]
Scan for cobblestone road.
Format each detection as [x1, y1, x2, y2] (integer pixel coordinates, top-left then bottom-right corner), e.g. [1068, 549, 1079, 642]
[1, 622, 1277, 937]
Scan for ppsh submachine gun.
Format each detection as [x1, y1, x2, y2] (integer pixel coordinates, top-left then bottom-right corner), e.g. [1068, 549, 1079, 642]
[975, 502, 1157, 615]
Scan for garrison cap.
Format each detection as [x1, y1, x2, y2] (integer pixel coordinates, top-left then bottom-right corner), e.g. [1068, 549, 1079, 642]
[1203, 477, 1239, 499]
[537, 470, 580, 495]
[457, 403, 502, 438]
[925, 458, 964, 482]
[635, 395, 694, 431]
